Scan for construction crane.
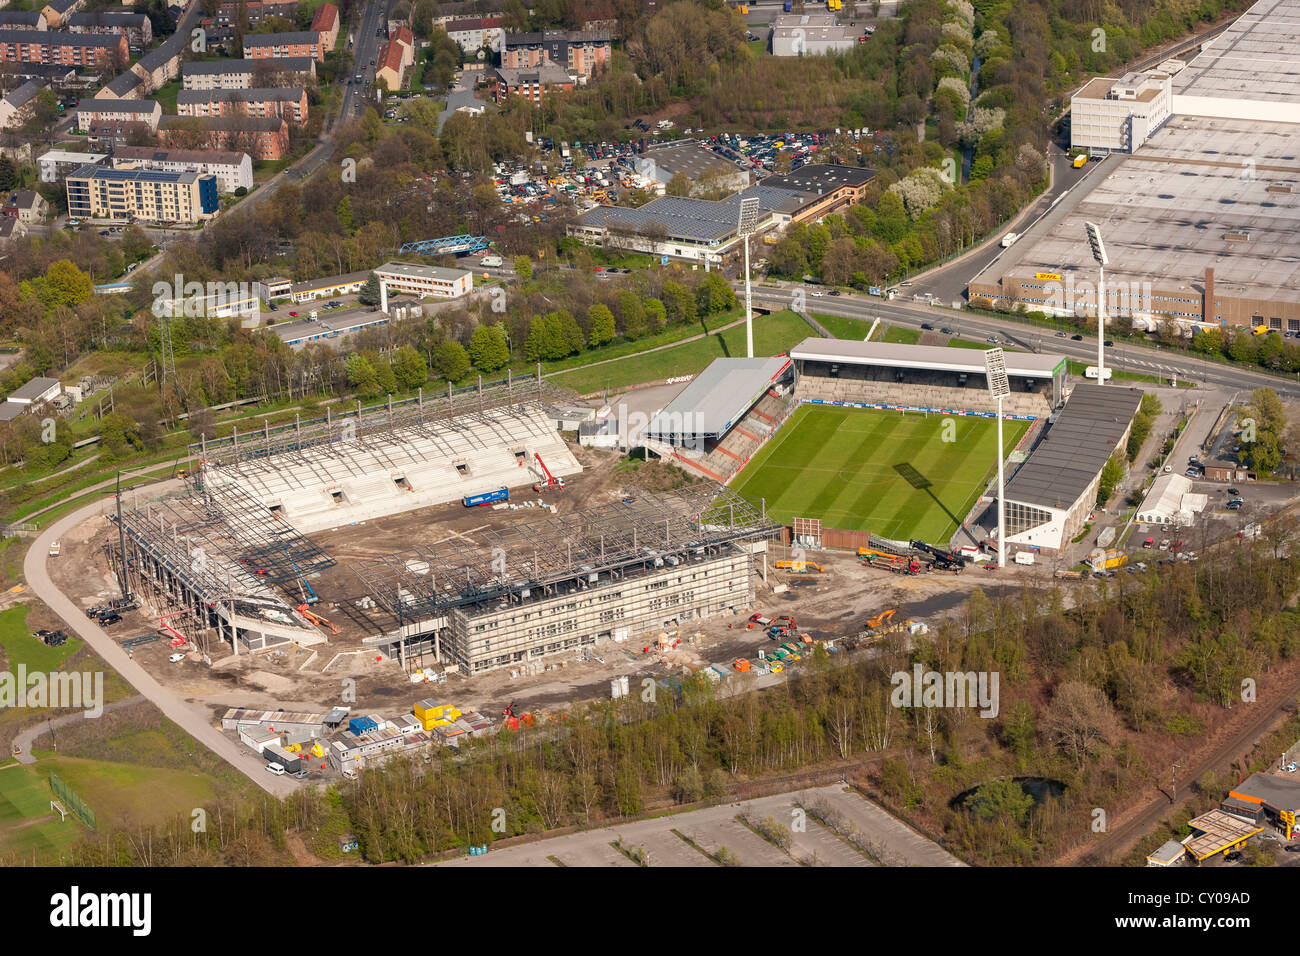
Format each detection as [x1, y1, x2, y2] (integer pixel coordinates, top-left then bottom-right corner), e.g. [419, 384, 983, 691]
[532, 453, 565, 492]
[286, 552, 318, 605]
[298, 603, 339, 635]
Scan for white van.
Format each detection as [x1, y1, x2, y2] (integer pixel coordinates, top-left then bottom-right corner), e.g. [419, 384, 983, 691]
[266, 762, 286, 775]
[1013, 551, 1035, 565]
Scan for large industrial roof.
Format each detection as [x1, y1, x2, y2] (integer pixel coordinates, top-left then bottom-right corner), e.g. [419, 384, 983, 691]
[1003, 383, 1143, 511]
[1173, 0, 1300, 106]
[645, 357, 792, 441]
[788, 337, 1066, 377]
[1230, 771, 1300, 810]
[976, 115, 1300, 308]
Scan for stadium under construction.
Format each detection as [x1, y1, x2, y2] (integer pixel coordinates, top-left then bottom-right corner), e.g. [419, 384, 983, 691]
[107, 372, 781, 673]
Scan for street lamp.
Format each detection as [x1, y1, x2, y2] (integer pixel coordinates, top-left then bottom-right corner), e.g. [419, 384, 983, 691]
[984, 347, 1011, 569]
[738, 196, 761, 359]
[1085, 220, 1108, 385]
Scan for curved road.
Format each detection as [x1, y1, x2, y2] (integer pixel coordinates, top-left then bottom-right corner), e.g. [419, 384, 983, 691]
[11, 696, 142, 765]
[23, 497, 295, 797]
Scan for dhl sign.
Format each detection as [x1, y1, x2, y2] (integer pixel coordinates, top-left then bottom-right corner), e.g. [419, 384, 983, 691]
[1035, 272, 1062, 282]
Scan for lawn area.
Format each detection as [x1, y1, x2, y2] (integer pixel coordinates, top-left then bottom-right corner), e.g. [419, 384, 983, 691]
[0, 606, 81, 674]
[731, 404, 1030, 541]
[0, 765, 85, 859]
[1065, 359, 1194, 387]
[549, 309, 812, 394]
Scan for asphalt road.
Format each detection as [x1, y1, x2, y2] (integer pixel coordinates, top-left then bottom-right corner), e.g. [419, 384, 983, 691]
[23, 498, 296, 797]
[11, 696, 143, 764]
[744, 284, 1300, 400]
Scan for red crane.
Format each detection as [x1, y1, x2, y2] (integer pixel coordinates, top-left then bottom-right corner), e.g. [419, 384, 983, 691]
[532, 454, 565, 493]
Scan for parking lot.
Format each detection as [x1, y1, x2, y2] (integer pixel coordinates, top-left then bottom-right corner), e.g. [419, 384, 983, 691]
[433, 785, 964, 867]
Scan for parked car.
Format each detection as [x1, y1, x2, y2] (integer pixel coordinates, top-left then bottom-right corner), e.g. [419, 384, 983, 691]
[1143, 537, 1155, 549]
[168, 653, 185, 663]
[1227, 488, 1240, 496]
[1055, 330, 1067, 337]
[1159, 539, 1170, 550]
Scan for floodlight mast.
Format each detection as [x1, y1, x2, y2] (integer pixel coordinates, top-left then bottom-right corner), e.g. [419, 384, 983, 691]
[1085, 221, 1109, 385]
[984, 347, 1011, 569]
[738, 196, 761, 358]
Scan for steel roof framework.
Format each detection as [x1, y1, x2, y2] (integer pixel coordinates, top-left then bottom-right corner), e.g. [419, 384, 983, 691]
[349, 483, 779, 622]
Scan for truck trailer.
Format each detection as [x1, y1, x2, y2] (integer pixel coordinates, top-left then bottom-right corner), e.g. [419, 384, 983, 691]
[464, 487, 509, 507]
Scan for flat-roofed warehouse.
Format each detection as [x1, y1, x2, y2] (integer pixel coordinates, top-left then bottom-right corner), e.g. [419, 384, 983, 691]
[639, 143, 750, 196]
[788, 338, 1067, 417]
[1000, 383, 1143, 551]
[970, 115, 1300, 331]
[1171, 0, 1300, 125]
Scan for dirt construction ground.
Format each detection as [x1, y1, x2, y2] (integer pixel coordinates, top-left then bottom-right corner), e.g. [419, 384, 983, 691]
[50, 437, 1043, 747]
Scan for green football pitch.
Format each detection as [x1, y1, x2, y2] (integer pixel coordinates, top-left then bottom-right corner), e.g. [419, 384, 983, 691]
[731, 404, 1031, 543]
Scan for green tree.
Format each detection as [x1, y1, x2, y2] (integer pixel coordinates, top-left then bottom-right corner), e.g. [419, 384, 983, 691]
[358, 274, 381, 306]
[345, 353, 381, 397]
[1191, 327, 1223, 355]
[696, 272, 735, 316]
[468, 324, 510, 372]
[336, 195, 354, 233]
[966, 779, 1035, 825]
[391, 345, 427, 390]
[1097, 453, 1124, 505]
[432, 339, 470, 381]
[587, 304, 616, 347]
[644, 298, 667, 332]
[514, 256, 533, 282]
[39, 259, 94, 308]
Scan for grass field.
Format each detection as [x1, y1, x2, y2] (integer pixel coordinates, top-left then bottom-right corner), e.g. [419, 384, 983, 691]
[550, 310, 812, 394]
[0, 766, 85, 860]
[732, 404, 1031, 542]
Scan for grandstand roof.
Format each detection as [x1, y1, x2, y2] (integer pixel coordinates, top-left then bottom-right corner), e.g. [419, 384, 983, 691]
[644, 357, 792, 441]
[788, 338, 1067, 378]
[1003, 383, 1143, 511]
[1229, 772, 1300, 811]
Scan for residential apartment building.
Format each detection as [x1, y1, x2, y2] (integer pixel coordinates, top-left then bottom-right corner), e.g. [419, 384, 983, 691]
[182, 57, 316, 90]
[0, 29, 127, 68]
[441, 15, 502, 53]
[375, 35, 405, 91]
[111, 146, 253, 193]
[492, 61, 573, 104]
[66, 11, 152, 48]
[159, 114, 290, 161]
[38, 148, 108, 182]
[310, 2, 339, 49]
[177, 87, 309, 125]
[0, 12, 46, 30]
[0, 79, 42, 129]
[211, 0, 298, 27]
[501, 28, 611, 79]
[65, 164, 220, 224]
[74, 97, 160, 132]
[242, 30, 326, 62]
[39, 0, 86, 29]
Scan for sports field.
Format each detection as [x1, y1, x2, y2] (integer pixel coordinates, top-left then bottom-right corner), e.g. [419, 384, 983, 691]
[731, 404, 1031, 542]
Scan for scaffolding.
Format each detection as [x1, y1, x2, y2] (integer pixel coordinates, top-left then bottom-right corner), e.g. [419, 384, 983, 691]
[189, 371, 575, 471]
[349, 483, 779, 623]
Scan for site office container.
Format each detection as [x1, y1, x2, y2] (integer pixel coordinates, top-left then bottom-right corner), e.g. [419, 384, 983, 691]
[264, 743, 302, 774]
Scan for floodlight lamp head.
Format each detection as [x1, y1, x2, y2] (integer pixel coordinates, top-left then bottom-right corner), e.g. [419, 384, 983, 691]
[983, 347, 1011, 399]
[738, 196, 761, 235]
[1085, 221, 1108, 266]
